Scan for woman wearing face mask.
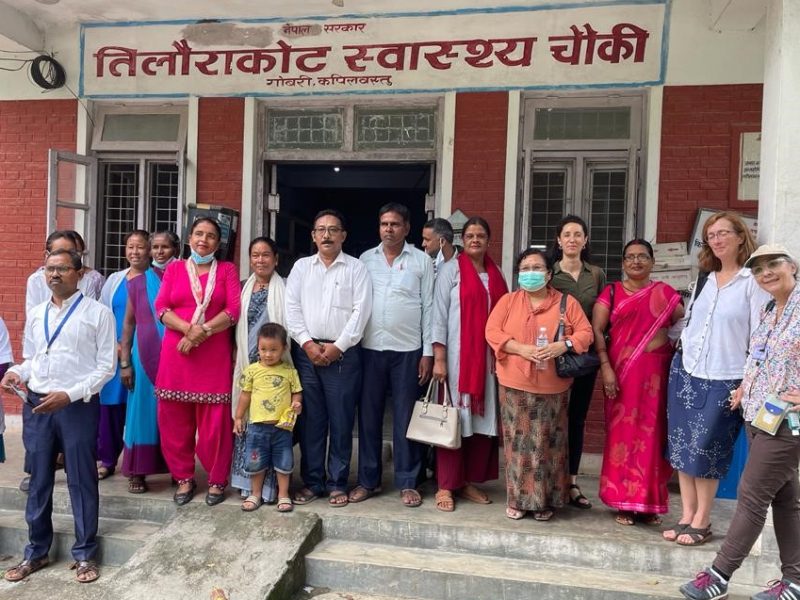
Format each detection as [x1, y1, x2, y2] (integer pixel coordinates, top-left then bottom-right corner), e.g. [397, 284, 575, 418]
[486, 248, 593, 521]
[154, 218, 241, 506]
[548, 215, 606, 510]
[592, 239, 684, 526]
[97, 229, 152, 481]
[118, 231, 181, 493]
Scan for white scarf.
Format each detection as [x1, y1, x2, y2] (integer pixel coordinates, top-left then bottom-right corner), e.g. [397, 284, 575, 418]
[186, 257, 217, 325]
[231, 273, 290, 417]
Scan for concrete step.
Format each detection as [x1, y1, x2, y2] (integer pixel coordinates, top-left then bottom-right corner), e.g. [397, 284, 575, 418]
[0, 508, 161, 567]
[319, 509, 771, 585]
[0, 555, 120, 600]
[305, 540, 762, 600]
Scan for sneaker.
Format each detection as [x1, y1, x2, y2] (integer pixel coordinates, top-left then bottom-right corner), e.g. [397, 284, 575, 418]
[751, 579, 800, 600]
[680, 569, 729, 600]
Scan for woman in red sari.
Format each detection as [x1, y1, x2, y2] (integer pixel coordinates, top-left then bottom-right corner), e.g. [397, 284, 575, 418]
[592, 239, 684, 526]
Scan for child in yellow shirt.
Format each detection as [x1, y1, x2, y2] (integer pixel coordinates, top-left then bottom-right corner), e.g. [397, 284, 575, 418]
[234, 323, 302, 512]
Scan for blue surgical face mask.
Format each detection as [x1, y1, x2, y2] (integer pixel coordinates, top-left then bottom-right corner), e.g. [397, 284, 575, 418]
[190, 250, 215, 265]
[152, 257, 176, 270]
[518, 271, 547, 292]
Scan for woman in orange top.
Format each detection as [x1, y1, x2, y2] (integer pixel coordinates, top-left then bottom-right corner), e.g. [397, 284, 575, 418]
[486, 248, 593, 521]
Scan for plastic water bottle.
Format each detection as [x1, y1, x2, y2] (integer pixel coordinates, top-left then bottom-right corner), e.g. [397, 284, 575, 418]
[536, 326, 549, 370]
[787, 411, 800, 436]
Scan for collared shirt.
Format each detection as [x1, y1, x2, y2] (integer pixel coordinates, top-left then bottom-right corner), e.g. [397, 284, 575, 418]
[360, 241, 434, 355]
[26, 267, 105, 316]
[679, 268, 772, 380]
[11, 290, 117, 402]
[739, 284, 800, 421]
[0, 317, 12, 365]
[285, 251, 372, 352]
[550, 261, 605, 319]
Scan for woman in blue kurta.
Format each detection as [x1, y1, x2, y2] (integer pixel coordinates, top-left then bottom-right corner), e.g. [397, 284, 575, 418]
[119, 231, 180, 493]
[97, 230, 151, 479]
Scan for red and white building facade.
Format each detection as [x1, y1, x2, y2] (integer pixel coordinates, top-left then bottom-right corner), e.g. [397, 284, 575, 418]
[1, 0, 798, 455]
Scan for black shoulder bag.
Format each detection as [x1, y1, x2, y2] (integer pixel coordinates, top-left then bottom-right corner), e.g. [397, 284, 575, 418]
[555, 293, 601, 378]
[675, 271, 710, 353]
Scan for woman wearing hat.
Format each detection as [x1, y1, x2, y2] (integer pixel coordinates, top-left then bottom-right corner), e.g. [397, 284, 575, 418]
[680, 245, 800, 600]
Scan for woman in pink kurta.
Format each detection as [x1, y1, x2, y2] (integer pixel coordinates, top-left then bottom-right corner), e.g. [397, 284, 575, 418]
[154, 218, 241, 506]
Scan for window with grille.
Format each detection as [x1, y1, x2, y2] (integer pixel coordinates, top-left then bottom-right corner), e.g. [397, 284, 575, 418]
[588, 168, 628, 282]
[99, 161, 181, 276]
[355, 108, 436, 149]
[528, 169, 568, 249]
[267, 109, 344, 149]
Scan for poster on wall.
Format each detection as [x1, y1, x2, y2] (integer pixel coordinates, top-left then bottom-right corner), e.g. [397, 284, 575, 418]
[80, 1, 667, 98]
[689, 207, 758, 266]
[737, 131, 760, 201]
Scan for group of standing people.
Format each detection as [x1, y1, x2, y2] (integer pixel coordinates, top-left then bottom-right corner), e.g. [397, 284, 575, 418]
[3, 207, 799, 597]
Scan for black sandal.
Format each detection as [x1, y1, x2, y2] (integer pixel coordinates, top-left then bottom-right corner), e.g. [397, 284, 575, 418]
[567, 484, 592, 509]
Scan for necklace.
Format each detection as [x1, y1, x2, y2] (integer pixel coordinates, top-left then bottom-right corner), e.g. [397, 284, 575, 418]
[622, 280, 650, 294]
[253, 279, 269, 292]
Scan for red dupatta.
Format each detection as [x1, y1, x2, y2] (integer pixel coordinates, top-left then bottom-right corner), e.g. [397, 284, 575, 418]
[457, 252, 508, 415]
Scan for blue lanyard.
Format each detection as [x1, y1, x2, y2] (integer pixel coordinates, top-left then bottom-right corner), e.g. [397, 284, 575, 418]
[44, 293, 84, 353]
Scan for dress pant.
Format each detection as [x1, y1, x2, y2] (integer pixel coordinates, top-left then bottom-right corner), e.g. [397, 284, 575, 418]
[357, 348, 423, 491]
[293, 344, 361, 495]
[714, 423, 800, 584]
[23, 391, 100, 562]
[567, 369, 598, 476]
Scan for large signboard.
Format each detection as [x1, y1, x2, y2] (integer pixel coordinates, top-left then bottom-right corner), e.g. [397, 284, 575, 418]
[80, 2, 668, 98]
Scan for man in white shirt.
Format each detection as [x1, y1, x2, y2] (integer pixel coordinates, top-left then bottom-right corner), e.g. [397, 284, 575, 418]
[285, 209, 372, 506]
[1, 249, 116, 584]
[421, 217, 458, 274]
[350, 203, 434, 507]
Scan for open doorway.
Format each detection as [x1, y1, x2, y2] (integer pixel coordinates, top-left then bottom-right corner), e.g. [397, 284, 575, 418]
[271, 162, 431, 277]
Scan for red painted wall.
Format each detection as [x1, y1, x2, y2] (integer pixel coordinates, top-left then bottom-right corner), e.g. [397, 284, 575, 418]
[451, 91, 508, 264]
[0, 99, 77, 416]
[657, 84, 763, 242]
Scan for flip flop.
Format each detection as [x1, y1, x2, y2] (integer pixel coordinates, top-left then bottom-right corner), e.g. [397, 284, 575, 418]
[459, 484, 491, 504]
[533, 509, 554, 522]
[637, 513, 663, 526]
[328, 490, 349, 507]
[435, 489, 455, 512]
[292, 488, 320, 505]
[276, 497, 293, 512]
[506, 506, 526, 520]
[348, 485, 381, 503]
[400, 488, 422, 508]
[241, 495, 262, 512]
[615, 511, 635, 526]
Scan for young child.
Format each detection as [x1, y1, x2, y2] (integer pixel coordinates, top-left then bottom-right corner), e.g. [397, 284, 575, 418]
[234, 323, 302, 512]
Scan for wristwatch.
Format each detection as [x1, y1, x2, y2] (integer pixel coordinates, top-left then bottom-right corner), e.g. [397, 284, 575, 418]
[201, 324, 213, 335]
[564, 339, 574, 353]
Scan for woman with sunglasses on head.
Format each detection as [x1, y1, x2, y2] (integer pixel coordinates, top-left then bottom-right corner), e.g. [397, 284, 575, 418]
[665, 211, 770, 547]
[548, 215, 606, 510]
[680, 245, 800, 600]
[592, 239, 684, 527]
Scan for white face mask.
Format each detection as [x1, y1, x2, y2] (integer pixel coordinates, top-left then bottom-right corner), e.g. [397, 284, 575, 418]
[434, 239, 446, 270]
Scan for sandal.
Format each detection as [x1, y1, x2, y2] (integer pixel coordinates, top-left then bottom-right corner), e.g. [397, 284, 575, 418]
[400, 489, 422, 508]
[241, 495, 262, 512]
[277, 497, 293, 512]
[662, 522, 691, 542]
[435, 489, 455, 512]
[348, 485, 381, 503]
[292, 488, 320, 505]
[328, 490, 349, 507]
[128, 476, 147, 494]
[459, 484, 491, 504]
[615, 511, 635, 526]
[533, 509, 554, 522]
[677, 526, 712, 546]
[71, 559, 100, 583]
[567, 484, 592, 509]
[4, 556, 49, 582]
[506, 506, 526, 520]
[638, 513, 663, 526]
[97, 466, 114, 480]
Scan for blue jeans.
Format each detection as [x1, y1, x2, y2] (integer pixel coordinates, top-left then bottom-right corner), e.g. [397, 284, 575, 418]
[244, 423, 293, 475]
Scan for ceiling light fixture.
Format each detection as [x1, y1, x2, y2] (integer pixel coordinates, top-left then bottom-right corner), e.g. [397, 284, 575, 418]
[333, 166, 341, 172]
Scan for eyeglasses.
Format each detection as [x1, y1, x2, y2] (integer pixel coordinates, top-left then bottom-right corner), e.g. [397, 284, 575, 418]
[751, 257, 790, 277]
[705, 229, 735, 242]
[519, 266, 548, 273]
[312, 226, 343, 236]
[44, 266, 77, 275]
[623, 254, 652, 263]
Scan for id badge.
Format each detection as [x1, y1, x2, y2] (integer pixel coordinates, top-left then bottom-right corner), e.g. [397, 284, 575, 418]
[33, 353, 49, 379]
[752, 393, 788, 435]
[751, 344, 767, 362]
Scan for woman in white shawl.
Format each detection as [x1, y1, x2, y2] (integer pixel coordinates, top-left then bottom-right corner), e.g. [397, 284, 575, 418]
[231, 236, 289, 503]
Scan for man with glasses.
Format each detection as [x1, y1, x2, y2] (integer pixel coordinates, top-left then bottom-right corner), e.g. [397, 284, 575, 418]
[1, 249, 116, 584]
[352, 203, 434, 507]
[285, 209, 372, 507]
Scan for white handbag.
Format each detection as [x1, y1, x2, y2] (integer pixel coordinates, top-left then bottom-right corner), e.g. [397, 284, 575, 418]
[406, 379, 461, 449]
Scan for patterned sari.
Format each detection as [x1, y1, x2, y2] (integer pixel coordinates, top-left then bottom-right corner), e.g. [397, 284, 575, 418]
[122, 268, 168, 476]
[597, 281, 681, 513]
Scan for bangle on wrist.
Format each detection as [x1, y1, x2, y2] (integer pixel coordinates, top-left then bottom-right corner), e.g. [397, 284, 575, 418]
[119, 362, 131, 369]
[201, 324, 213, 335]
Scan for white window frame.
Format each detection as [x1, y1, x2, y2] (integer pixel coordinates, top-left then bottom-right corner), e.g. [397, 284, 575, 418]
[91, 104, 188, 153]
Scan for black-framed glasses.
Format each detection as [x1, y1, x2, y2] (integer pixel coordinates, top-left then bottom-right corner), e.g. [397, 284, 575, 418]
[312, 226, 343, 236]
